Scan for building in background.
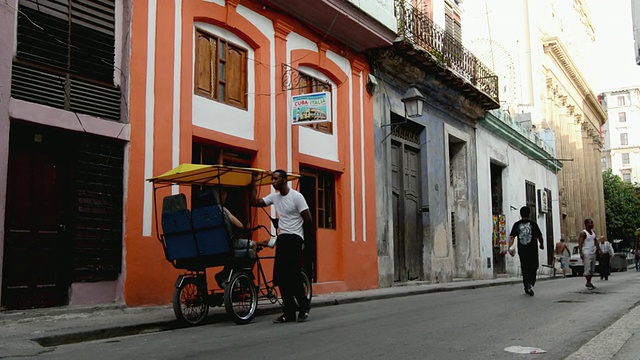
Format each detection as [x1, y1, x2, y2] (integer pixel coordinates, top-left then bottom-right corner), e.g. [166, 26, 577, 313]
[632, 0, 640, 65]
[463, 0, 607, 244]
[600, 88, 640, 184]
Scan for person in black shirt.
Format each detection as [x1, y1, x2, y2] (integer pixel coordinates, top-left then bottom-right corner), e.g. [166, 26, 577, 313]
[507, 206, 544, 296]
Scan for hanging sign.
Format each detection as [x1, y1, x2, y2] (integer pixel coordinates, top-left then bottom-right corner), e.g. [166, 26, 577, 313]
[291, 91, 332, 125]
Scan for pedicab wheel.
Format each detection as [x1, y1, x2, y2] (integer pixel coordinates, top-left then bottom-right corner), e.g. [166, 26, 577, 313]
[224, 272, 258, 325]
[301, 270, 313, 303]
[173, 277, 209, 325]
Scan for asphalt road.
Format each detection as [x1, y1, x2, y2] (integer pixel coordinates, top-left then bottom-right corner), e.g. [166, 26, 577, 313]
[16, 271, 640, 360]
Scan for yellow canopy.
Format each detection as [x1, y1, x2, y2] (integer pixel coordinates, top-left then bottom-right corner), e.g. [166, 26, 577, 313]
[147, 163, 300, 187]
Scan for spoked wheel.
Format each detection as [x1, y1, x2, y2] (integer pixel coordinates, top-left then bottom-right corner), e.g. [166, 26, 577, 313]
[224, 272, 258, 325]
[173, 277, 209, 326]
[301, 270, 313, 303]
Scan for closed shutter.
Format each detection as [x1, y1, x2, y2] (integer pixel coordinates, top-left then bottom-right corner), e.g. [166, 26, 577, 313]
[195, 31, 213, 96]
[226, 45, 247, 108]
[73, 135, 124, 281]
[12, 0, 121, 121]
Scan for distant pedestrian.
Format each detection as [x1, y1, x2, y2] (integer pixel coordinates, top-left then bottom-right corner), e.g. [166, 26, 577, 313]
[597, 236, 614, 280]
[554, 238, 571, 278]
[577, 219, 602, 290]
[508, 206, 544, 296]
[635, 229, 640, 272]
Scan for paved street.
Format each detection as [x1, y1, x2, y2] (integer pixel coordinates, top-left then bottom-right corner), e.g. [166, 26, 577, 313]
[4, 271, 639, 360]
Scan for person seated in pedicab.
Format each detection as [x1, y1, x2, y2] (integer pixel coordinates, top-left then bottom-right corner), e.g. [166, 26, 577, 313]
[209, 187, 263, 287]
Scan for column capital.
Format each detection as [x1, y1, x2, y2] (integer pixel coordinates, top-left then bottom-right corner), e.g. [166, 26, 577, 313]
[226, 0, 240, 8]
[274, 19, 294, 40]
[351, 58, 367, 74]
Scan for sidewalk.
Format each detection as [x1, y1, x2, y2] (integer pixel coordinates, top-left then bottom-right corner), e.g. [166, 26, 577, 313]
[0, 274, 637, 359]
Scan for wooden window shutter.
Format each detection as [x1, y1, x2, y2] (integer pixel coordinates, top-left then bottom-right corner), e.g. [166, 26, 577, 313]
[226, 44, 247, 108]
[195, 31, 212, 96]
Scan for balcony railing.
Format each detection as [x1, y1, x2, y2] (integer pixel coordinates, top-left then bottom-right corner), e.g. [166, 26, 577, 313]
[394, 0, 499, 103]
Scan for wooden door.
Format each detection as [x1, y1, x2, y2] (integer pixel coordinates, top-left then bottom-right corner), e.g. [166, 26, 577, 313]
[545, 188, 554, 265]
[392, 141, 423, 282]
[299, 174, 317, 282]
[2, 124, 72, 309]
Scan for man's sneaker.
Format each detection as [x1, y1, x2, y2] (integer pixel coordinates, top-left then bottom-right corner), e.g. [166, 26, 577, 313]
[273, 314, 295, 324]
[586, 283, 596, 290]
[297, 311, 309, 322]
[524, 286, 533, 296]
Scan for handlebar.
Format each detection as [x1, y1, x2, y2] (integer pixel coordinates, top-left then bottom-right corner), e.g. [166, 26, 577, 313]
[251, 225, 277, 252]
[252, 224, 275, 238]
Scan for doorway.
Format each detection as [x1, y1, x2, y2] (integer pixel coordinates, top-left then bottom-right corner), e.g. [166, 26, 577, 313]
[490, 162, 506, 274]
[391, 120, 424, 282]
[2, 123, 73, 309]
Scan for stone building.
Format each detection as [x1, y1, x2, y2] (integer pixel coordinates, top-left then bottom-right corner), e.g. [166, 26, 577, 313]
[463, 0, 607, 242]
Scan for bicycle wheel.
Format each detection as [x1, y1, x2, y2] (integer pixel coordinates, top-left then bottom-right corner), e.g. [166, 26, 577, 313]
[224, 272, 258, 325]
[173, 277, 209, 325]
[301, 270, 313, 303]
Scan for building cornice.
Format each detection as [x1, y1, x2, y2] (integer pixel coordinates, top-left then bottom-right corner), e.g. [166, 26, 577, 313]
[483, 111, 563, 172]
[543, 37, 607, 126]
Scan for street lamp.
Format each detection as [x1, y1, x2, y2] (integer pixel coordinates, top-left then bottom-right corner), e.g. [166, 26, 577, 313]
[381, 85, 426, 143]
[401, 86, 426, 118]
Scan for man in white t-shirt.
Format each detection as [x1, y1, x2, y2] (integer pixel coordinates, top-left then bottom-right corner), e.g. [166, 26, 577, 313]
[252, 169, 312, 323]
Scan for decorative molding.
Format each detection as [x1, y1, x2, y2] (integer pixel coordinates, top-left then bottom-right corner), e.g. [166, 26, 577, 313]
[543, 37, 606, 126]
[273, 18, 293, 40]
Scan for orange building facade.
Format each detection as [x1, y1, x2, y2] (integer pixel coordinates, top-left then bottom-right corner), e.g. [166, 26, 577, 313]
[125, 0, 379, 305]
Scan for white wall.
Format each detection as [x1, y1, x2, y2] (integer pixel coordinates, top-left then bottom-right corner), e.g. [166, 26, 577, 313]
[477, 125, 561, 277]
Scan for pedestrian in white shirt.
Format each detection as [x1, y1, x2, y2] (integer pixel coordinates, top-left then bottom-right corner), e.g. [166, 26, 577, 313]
[598, 236, 614, 281]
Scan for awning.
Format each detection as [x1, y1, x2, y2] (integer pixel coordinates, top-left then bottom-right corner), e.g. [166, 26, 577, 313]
[147, 164, 300, 187]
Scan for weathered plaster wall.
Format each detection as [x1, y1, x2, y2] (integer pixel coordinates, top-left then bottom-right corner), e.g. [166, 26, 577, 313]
[374, 75, 482, 286]
[477, 122, 561, 277]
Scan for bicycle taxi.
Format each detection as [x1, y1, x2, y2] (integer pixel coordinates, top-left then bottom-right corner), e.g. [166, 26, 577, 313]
[147, 164, 312, 325]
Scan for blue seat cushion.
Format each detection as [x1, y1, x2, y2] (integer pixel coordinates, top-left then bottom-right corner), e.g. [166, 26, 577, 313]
[161, 210, 197, 260]
[192, 205, 232, 256]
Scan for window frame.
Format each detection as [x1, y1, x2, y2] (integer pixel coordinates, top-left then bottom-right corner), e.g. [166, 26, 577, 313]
[194, 29, 248, 110]
[617, 96, 626, 106]
[621, 153, 630, 166]
[296, 72, 333, 134]
[618, 112, 627, 123]
[621, 133, 629, 146]
[525, 180, 536, 221]
[300, 167, 337, 229]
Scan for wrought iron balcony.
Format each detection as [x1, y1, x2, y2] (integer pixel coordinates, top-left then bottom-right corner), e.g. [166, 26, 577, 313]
[394, 0, 499, 105]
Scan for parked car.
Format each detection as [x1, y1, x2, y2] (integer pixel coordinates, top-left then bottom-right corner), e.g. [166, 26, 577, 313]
[569, 246, 583, 276]
[568, 245, 602, 276]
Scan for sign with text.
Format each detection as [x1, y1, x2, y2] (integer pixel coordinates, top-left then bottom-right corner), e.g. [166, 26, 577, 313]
[292, 91, 332, 125]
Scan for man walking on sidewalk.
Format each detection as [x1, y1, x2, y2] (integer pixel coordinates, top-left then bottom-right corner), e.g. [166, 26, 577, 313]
[578, 218, 602, 290]
[508, 206, 544, 296]
[554, 238, 571, 278]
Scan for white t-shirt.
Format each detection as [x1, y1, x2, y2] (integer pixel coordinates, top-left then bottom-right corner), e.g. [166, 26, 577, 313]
[263, 189, 309, 240]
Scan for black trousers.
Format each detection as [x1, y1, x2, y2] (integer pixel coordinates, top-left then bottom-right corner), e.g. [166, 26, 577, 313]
[599, 254, 611, 278]
[519, 253, 539, 288]
[274, 233, 310, 317]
